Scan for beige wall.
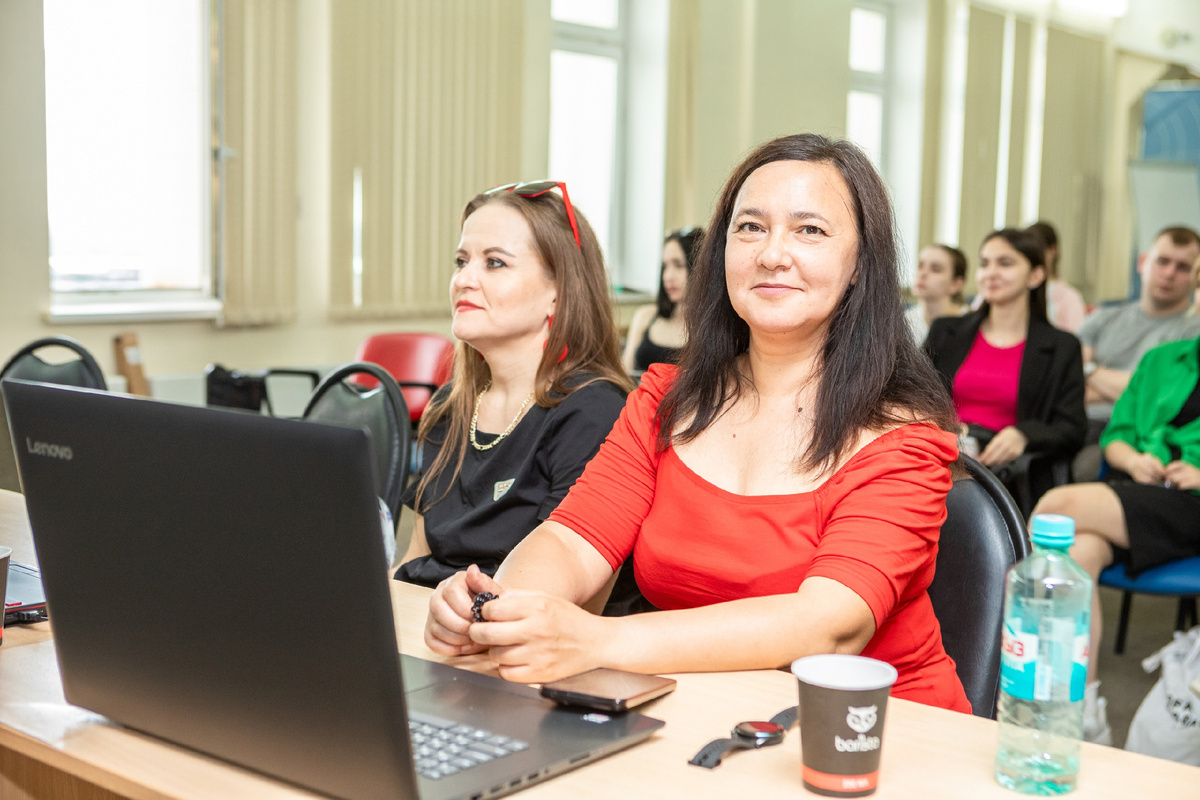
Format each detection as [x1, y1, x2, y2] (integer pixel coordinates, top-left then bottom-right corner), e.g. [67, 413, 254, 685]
[667, 0, 852, 230]
[1037, 26, 1106, 297]
[1097, 51, 1174, 300]
[957, 6, 1005, 272]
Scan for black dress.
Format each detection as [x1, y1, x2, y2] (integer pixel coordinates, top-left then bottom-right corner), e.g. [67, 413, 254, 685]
[634, 323, 680, 371]
[397, 379, 627, 587]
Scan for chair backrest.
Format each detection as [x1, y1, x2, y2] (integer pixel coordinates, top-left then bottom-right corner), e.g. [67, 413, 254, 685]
[302, 363, 410, 525]
[353, 333, 454, 422]
[1, 336, 107, 391]
[0, 337, 108, 492]
[928, 454, 1030, 719]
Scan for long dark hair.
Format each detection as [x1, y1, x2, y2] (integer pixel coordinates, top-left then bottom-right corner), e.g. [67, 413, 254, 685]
[979, 228, 1048, 322]
[414, 189, 634, 510]
[1025, 220, 1058, 279]
[656, 133, 956, 474]
[656, 227, 704, 319]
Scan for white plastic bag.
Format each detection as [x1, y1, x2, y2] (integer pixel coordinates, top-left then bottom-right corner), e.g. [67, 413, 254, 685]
[1125, 626, 1200, 765]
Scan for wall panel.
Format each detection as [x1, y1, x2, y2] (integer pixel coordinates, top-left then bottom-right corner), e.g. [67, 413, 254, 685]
[1039, 26, 1105, 296]
[957, 6, 1004, 269]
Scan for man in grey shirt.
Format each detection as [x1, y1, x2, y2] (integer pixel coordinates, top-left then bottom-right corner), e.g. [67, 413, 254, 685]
[1078, 225, 1200, 419]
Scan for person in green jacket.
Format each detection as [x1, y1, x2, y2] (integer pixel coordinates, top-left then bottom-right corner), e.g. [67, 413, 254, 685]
[1033, 334, 1200, 745]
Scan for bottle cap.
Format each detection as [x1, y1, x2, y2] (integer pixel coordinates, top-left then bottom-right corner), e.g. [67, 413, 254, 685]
[1030, 513, 1075, 548]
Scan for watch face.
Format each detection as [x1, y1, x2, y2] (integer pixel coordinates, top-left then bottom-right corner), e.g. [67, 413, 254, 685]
[733, 720, 785, 747]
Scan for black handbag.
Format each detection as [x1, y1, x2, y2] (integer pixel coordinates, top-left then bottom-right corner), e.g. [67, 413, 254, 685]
[205, 364, 270, 413]
[205, 364, 319, 415]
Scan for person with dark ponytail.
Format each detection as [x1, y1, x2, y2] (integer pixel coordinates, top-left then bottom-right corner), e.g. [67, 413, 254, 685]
[906, 243, 968, 344]
[924, 228, 1087, 503]
[422, 133, 971, 713]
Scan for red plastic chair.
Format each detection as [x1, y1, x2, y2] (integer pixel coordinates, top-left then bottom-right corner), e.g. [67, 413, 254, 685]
[352, 333, 455, 422]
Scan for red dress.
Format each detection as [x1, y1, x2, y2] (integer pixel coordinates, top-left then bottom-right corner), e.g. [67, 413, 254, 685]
[548, 364, 971, 713]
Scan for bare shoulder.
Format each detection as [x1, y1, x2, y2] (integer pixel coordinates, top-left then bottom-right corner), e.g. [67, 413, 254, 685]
[629, 304, 657, 330]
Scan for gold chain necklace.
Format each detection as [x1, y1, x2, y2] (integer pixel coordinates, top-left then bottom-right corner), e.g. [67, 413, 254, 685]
[469, 381, 535, 451]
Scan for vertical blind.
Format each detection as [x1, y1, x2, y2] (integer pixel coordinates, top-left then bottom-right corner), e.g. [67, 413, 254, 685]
[1038, 26, 1105, 298]
[663, 1, 699, 231]
[329, 0, 526, 320]
[220, 0, 299, 326]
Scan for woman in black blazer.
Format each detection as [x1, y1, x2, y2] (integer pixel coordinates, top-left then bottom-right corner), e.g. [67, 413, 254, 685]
[924, 228, 1087, 502]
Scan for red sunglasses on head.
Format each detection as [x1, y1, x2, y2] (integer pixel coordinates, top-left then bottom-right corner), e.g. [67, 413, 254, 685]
[486, 180, 582, 250]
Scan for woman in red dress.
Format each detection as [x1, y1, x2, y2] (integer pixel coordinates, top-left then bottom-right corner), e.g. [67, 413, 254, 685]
[424, 133, 971, 712]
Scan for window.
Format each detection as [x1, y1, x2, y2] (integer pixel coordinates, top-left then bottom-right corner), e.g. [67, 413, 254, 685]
[43, 0, 218, 321]
[549, 0, 625, 266]
[846, 4, 890, 170]
[549, 0, 670, 294]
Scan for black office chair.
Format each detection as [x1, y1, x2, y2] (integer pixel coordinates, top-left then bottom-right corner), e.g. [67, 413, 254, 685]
[301, 363, 410, 528]
[928, 454, 1031, 719]
[0, 337, 108, 493]
[0, 336, 107, 390]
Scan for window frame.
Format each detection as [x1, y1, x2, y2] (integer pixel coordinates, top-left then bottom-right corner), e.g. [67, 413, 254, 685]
[847, 1, 893, 174]
[43, 0, 222, 324]
[550, 2, 629, 283]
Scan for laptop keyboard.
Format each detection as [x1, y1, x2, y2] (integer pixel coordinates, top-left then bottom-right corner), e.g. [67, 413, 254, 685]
[409, 710, 530, 781]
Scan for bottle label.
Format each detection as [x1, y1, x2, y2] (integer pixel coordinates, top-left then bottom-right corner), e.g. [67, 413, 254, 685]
[1000, 622, 1087, 702]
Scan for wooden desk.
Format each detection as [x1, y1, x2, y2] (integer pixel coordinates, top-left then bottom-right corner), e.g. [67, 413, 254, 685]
[0, 488, 1195, 799]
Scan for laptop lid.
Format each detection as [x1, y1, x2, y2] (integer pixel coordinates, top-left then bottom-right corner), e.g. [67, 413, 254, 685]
[5, 379, 417, 799]
[3, 380, 663, 800]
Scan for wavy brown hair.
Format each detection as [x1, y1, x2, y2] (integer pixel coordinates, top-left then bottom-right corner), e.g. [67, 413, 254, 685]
[656, 133, 957, 474]
[413, 189, 634, 510]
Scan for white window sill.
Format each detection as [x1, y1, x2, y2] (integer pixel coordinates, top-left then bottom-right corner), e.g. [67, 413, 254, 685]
[46, 295, 222, 324]
[612, 287, 655, 306]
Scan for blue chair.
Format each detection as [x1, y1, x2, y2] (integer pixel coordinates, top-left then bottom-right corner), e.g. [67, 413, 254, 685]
[1099, 558, 1200, 654]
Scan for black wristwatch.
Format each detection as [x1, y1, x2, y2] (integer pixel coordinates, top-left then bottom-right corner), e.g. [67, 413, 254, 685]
[687, 706, 798, 769]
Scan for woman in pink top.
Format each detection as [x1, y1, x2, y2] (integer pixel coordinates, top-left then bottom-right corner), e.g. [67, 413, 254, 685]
[924, 228, 1087, 506]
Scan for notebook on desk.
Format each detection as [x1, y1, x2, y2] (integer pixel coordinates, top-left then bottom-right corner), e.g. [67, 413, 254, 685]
[2, 379, 662, 800]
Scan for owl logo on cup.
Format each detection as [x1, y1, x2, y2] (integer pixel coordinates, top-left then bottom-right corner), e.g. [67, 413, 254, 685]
[846, 705, 877, 734]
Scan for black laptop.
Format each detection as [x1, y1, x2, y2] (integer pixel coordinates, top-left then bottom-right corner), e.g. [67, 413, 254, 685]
[4, 561, 47, 624]
[2, 379, 662, 800]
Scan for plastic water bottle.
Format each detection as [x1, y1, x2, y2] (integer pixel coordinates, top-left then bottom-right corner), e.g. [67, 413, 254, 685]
[995, 514, 1092, 795]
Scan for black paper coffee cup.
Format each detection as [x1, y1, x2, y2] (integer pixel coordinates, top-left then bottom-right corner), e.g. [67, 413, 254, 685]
[791, 654, 897, 797]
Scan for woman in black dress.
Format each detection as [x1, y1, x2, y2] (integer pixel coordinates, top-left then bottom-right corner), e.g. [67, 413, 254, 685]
[621, 227, 703, 372]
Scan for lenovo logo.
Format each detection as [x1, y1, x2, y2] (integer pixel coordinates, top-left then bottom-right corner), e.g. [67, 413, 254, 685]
[26, 438, 73, 461]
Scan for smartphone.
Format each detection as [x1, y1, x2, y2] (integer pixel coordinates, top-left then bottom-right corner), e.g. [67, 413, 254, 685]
[540, 668, 676, 712]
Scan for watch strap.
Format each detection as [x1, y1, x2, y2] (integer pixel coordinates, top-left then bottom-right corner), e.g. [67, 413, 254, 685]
[688, 705, 796, 769]
[688, 737, 742, 769]
[769, 705, 798, 730]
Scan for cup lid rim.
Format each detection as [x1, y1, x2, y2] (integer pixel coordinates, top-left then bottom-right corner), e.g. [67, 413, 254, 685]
[790, 654, 898, 691]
